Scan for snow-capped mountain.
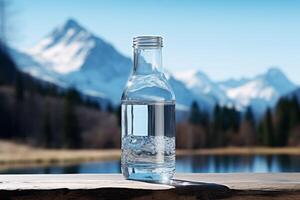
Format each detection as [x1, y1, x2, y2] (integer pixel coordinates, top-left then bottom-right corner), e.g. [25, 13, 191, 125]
[9, 19, 297, 115]
[221, 68, 297, 114]
[11, 19, 132, 101]
[10, 19, 211, 110]
[175, 67, 297, 115]
[174, 70, 231, 106]
[167, 74, 215, 111]
[28, 19, 94, 74]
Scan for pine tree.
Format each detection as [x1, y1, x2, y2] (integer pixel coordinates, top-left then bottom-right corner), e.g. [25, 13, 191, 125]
[245, 106, 255, 127]
[238, 107, 256, 146]
[42, 104, 52, 148]
[228, 107, 241, 132]
[115, 104, 121, 127]
[210, 104, 224, 147]
[287, 95, 300, 146]
[107, 102, 114, 113]
[289, 96, 300, 128]
[274, 98, 290, 146]
[189, 101, 201, 125]
[65, 88, 81, 104]
[259, 108, 274, 146]
[15, 72, 24, 101]
[62, 89, 81, 149]
[0, 97, 13, 138]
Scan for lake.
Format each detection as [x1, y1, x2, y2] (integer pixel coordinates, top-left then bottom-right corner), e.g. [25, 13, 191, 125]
[1, 155, 300, 174]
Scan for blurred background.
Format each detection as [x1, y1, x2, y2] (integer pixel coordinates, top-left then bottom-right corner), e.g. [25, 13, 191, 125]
[0, 0, 300, 174]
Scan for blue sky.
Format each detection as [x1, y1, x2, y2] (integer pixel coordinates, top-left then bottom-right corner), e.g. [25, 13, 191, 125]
[8, 0, 300, 84]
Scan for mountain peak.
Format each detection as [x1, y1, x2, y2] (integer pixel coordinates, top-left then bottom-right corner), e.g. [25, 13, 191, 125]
[28, 18, 95, 73]
[45, 18, 89, 43]
[262, 67, 295, 88]
[61, 18, 86, 32]
[262, 67, 296, 93]
[195, 70, 209, 79]
[265, 67, 285, 78]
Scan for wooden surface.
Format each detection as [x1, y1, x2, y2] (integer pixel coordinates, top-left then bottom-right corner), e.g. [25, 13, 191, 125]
[0, 173, 300, 199]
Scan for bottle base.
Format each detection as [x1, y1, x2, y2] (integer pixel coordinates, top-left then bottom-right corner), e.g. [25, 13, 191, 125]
[122, 164, 175, 183]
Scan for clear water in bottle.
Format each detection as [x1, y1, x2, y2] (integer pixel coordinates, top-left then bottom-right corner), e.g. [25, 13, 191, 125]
[121, 36, 175, 183]
[121, 101, 175, 182]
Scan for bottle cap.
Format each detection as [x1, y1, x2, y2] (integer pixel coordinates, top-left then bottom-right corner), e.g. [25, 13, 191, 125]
[133, 36, 163, 48]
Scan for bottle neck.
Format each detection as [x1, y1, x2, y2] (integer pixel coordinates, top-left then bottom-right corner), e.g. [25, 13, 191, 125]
[133, 47, 163, 75]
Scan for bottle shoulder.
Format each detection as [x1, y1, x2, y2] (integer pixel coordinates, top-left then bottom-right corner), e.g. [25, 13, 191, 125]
[122, 73, 175, 102]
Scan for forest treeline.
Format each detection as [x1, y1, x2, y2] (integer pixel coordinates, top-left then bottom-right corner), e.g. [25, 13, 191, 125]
[176, 97, 300, 149]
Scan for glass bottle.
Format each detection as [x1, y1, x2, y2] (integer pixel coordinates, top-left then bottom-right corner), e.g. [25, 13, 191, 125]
[121, 36, 176, 183]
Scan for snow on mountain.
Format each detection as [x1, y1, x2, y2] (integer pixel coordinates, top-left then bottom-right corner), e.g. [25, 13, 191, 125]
[28, 19, 96, 74]
[175, 67, 297, 115]
[11, 19, 213, 110]
[9, 48, 67, 86]
[223, 68, 297, 113]
[166, 73, 215, 111]
[174, 69, 232, 106]
[12, 19, 132, 102]
[10, 19, 297, 114]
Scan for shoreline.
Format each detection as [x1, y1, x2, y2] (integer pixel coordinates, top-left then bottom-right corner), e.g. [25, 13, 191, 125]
[0, 140, 299, 171]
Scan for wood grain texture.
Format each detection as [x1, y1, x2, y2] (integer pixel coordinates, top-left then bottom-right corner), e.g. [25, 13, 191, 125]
[0, 173, 299, 200]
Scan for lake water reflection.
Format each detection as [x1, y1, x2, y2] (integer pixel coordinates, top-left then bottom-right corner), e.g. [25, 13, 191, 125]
[2, 155, 300, 174]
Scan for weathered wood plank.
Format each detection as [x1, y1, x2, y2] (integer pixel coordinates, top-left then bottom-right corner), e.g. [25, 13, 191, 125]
[175, 173, 300, 191]
[0, 173, 299, 200]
